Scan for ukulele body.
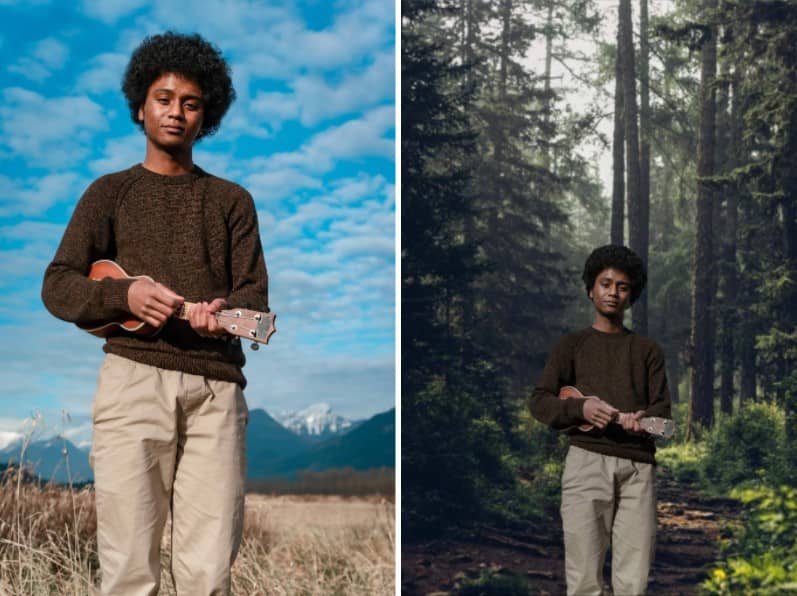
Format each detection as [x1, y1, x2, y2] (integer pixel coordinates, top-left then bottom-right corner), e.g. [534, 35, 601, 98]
[78, 260, 158, 337]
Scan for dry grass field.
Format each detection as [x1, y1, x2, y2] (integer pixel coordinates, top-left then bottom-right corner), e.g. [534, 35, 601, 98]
[0, 468, 395, 595]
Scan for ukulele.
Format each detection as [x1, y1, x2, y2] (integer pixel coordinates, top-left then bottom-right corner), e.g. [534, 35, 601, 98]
[558, 385, 674, 438]
[78, 260, 276, 349]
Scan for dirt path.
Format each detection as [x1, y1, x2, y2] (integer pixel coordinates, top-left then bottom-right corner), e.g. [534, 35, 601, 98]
[402, 473, 741, 595]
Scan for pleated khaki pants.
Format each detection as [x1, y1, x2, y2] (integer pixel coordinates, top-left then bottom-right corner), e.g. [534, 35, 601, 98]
[89, 353, 248, 596]
[560, 446, 656, 596]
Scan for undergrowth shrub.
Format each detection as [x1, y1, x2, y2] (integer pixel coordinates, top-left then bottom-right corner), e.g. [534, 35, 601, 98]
[656, 442, 704, 484]
[704, 485, 797, 595]
[701, 402, 787, 492]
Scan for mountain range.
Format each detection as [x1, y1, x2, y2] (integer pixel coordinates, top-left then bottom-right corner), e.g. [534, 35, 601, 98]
[274, 402, 355, 442]
[0, 404, 394, 484]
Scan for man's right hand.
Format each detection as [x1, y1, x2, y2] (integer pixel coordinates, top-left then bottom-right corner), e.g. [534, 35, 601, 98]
[582, 398, 619, 429]
[128, 278, 184, 329]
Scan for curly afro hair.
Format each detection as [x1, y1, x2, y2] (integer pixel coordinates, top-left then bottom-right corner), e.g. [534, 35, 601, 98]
[582, 245, 647, 305]
[122, 32, 235, 141]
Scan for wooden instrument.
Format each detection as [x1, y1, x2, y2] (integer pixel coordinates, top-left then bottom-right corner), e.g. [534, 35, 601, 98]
[78, 260, 275, 348]
[558, 385, 674, 438]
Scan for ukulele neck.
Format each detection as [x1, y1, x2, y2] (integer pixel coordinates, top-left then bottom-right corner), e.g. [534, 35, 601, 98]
[176, 301, 202, 321]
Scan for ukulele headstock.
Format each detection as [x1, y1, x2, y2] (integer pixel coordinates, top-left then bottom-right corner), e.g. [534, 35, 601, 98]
[216, 309, 276, 347]
[642, 417, 675, 439]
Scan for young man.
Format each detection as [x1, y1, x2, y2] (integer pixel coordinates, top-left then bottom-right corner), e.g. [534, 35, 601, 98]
[529, 245, 671, 596]
[41, 33, 268, 595]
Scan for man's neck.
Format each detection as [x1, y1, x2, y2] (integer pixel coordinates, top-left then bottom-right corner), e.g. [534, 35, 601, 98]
[142, 146, 194, 176]
[592, 314, 625, 334]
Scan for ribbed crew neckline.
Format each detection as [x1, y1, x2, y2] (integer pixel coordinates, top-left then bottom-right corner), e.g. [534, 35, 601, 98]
[588, 325, 633, 338]
[134, 163, 203, 185]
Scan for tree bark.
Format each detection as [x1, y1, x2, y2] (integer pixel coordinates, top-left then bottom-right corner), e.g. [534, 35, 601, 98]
[635, 0, 651, 335]
[688, 0, 718, 438]
[739, 329, 756, 403]
[543, 0, 554, 161]
[619, 0, 645, 334]
[719, 67, 741, 415]
[611, 6, 625, 246]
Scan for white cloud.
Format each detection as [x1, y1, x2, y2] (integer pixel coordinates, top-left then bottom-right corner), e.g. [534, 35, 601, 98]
[266, 106, 394, 174]
[251, 50, 394, 129]
[293, 50, 394, 126]
[245, 169, 323, 202]
[80, 0, 149, 23]
[87, 133, 144, 176]
[7, 37, 69, 82]
[76, 52, 128, 94]
[33, 38, 68, 69]
[329, 235, 393, 259]
[0, 431, 23, 450]
[0, 172, 86, 217]
[250, 91, 299, 126]
[0, 88, 108, 168]
[274, 0, 393, 71]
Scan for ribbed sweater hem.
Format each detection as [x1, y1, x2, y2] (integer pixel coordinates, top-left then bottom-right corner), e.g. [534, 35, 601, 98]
[569, 435, 656, 465]
[104, 344, 247, 388]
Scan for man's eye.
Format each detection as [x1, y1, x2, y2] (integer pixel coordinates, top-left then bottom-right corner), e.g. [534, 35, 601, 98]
[185, 103, 199, 110]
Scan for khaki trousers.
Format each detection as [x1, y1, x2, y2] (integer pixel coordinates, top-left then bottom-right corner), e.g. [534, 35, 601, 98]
[90, 353, 248, 596]
[560, 446, 656, 596]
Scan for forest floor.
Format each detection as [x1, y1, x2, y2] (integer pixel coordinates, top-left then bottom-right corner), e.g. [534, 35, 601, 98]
[402, 471, 742, 595]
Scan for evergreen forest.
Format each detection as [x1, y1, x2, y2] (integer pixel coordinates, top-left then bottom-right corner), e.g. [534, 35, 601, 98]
[402, 1, 797, 593]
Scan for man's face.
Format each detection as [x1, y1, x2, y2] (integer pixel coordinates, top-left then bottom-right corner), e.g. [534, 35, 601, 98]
[589, 267, 632, 317]
[138, 72, 204, 152]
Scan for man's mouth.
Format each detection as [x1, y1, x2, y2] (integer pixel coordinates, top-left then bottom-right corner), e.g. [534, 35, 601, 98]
[163, 125, 184, 134]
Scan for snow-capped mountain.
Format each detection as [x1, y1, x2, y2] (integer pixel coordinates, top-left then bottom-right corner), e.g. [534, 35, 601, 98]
[275, 403, 354, 441]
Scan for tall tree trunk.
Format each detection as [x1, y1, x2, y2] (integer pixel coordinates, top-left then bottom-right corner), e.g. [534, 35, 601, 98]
[719, 67, 741, 415]
[611, 6, 625, 245]
[739, 328, 756, 403]
[542, 0, 554, 171]
[460, 0, 477, 331]
[619, 0, 645, 333]
[636, 0, 651, 335]
[688, 0, 718, 438]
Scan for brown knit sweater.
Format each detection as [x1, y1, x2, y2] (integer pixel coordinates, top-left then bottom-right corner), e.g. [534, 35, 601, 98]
[529, 327, 672, 463]
[41, 164, 268, 387]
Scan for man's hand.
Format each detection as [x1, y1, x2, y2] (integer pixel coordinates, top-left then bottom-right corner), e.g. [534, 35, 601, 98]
[582, 398, 619, 429]
[128, 278, 184, 328]
[188, 298, 228, 338]
[618, 410, 646, 434]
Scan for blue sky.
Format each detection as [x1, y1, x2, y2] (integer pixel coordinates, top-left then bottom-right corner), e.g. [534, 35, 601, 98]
[0, 0, 395, 448]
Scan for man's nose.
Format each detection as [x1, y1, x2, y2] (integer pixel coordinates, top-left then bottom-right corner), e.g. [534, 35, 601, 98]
[168, 102, 185, 120]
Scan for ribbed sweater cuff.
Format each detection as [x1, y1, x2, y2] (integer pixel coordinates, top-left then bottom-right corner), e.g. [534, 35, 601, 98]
[100, 277, 136, 316]
[567, 397, 588, 422]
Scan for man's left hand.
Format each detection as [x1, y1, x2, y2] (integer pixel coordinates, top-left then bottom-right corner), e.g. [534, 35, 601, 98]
[618, 410, 646, 434]
[188, 298, 228, 338]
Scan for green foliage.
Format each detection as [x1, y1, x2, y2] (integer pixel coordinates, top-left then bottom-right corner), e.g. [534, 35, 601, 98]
[704, 485, 797, 595]
[700, 402, 788, 493]
[657, 441, 705, 484]
[402, 378, 516, 538]
[457, 569, 535, 596]
[513, 413, 568, 514]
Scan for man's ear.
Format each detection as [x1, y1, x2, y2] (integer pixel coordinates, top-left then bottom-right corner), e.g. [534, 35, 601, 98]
[138, 106, 144, 122]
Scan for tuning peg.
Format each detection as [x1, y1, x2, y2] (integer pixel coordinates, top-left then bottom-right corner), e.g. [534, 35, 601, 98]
[251, 342, 259, 351]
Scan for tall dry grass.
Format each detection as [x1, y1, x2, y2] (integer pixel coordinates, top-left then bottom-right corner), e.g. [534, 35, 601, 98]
[0, 468, 395, 595]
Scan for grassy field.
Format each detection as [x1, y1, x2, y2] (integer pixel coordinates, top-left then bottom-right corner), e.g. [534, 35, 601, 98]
[0, 469, 395, 595]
